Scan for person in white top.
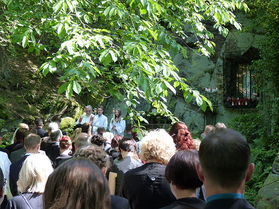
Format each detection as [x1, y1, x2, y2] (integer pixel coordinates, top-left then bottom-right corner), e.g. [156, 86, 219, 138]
[75, 105, 95, 125]
[109, 109, 126, 136]
[92, 107, 108, 134]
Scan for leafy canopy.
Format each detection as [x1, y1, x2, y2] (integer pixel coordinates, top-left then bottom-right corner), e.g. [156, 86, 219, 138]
[0, 0, 248, 123]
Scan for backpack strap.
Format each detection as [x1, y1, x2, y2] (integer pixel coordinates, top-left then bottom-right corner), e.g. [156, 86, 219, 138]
[20, 194, 34, 209]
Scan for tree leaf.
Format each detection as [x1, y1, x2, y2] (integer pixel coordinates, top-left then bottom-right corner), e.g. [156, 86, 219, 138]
[22, 34, 29, 48]
[58, 82, 69, 94]
[73, 80, 82, 94]
[109, 50, 117, 62]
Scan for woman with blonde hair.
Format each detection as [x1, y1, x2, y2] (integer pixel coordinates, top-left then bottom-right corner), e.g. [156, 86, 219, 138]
[122, 129, 176, 209]
[6, 154, 53, 209]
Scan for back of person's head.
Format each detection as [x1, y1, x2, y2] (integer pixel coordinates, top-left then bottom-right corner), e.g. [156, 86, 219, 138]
[111, 135, 123, 148]
[35, 118, 44, 127]
[18, 123, 29, 130]
[165, 150, 202, 190]
[15, 128, 28, 142]
[169, 121, 194, 150]
[81, 123, 90, 133]
[91, 135, 105, 147]
[119, 139, 136, 153]
[140, 129, 176, 164]
[169, 121, 187, 136]
[204, 125, 215, 136]
[48, 122, 59, 132]
[50, 130, 62, 142]
[24, 134, 41, 150]
[215, 122, 227, 129]
[97, 127, 105, 135]
[17, 154, 53, 193]
[60, 135, 72, 150]
[44, 158, 110, 209]
[74, 145, 110, 170]
[199, 128, 251, 189]
[75, 133, 90, 150]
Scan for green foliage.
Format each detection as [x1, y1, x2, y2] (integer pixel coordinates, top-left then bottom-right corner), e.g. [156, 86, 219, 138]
[60, 117, 75, 135]
[229, 112, 278, 206]
[0, 0, 248, 123]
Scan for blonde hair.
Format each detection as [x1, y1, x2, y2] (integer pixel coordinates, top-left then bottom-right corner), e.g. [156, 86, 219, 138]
[17, 154, 53, 193]
[140, 129, 176, 164]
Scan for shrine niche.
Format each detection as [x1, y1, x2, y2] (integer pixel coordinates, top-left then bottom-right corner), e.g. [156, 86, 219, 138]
[223, 47, 260, 108]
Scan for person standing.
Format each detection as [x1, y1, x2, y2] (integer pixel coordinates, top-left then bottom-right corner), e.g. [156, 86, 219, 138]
[75, 105, 95, 126]
[92, 107, 108, 134]
[197, 128, 255, 209]
[109, 109, 126, 136]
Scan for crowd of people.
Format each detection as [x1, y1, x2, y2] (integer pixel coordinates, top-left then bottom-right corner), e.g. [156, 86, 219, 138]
[0, 105, 255, 209]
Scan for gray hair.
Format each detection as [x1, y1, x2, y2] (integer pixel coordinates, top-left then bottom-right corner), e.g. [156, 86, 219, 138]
[85, 105, 92, 110]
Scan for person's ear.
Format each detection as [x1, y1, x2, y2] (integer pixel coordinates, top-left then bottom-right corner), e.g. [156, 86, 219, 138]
[196, 163, 205, 182]
[245, 163, 254, 182]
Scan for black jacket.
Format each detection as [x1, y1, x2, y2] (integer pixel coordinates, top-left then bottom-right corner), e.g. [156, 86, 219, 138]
[160, 198, 205, 209]
[204, 198, 255, 209]
[122, 162, 175, 209]
[111, 195, 130, 209]
[9, 155, 29, 196]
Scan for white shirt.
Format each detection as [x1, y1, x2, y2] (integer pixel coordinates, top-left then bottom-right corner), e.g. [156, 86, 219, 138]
[75, 114, 94, 125]
[109, 118, 126, 136]
[92, 114, 108, 134]
[0, 151, 12, 198]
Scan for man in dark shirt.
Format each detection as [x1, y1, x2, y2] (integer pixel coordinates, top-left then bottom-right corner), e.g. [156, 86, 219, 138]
[197, 128, 255, 209]
[35, 118, 47, 138]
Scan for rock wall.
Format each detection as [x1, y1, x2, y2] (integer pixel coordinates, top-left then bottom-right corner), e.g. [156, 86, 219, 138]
[256, 155, 279, 209]
[105, 27, 264, 136]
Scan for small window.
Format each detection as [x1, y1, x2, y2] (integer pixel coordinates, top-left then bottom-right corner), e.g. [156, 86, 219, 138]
[223, 47, 259, 108]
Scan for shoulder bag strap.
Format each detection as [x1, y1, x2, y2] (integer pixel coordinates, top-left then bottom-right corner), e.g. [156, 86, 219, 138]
[20, 194, 34, 209]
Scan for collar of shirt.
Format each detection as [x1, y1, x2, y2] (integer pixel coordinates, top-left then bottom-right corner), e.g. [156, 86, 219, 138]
[207, 193, 244, 203]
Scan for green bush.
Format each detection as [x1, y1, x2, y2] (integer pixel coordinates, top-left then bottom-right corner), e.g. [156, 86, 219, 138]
[229, 112, 278, 206]
[60, 117, 75, 136]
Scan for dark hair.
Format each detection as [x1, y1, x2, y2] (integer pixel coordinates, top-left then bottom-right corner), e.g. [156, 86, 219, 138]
[81, 123, 90, 133]
[165, 150, 202, 190]
[15, 128, 28, 142]
[199, 128, 251, 189]
[60, 136, 72, 150]
[0, 168, 4, 189]
[35, 118, 44, 127]
[119, 139, 136, 152]
[111, 135, 123, 148]
[91, 135, 105, 146]
[97, 127, 105, 135]
[44, 158, 110, 209]
[74, 145, 110, 169]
